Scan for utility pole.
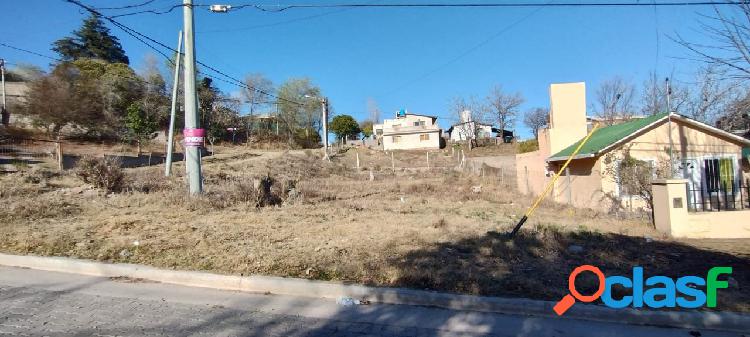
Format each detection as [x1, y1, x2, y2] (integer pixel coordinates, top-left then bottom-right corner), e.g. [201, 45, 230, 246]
[666, 77, 674, 176]
[183, 0, 203, 194]
[1, 58, 7, 126]
[165, 31, 183, 177]
[322, 97, 329, 160]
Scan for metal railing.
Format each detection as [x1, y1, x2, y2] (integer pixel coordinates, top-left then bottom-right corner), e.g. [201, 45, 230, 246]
[687, 179, 750, 212]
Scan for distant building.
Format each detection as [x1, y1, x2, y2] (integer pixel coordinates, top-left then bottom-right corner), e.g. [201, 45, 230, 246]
[446, 110, 514, 143]
[373, 109, 442, 150]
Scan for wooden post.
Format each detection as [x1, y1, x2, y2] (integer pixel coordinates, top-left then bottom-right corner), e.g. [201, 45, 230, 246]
[426, 152, 429, 169]
[525, 166, 530, 194]
[566, 167, 572, 205]
[391, 152, 395, 172]
[55, 141, 63, 171]
[356, 152, 360, 170]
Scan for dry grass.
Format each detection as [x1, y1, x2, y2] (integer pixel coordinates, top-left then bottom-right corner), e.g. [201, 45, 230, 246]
[0, 145, 747, 312]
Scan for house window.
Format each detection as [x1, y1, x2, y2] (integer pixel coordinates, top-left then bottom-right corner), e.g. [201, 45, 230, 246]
[392, 136, 401, 143]
[704, 158, 734, 192]
[414, 121, 425, 127]
[375, 129, 383, 136]
[419, 134, 430, 141]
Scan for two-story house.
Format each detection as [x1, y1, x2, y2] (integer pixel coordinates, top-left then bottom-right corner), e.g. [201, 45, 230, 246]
[373, 110, 442, 150]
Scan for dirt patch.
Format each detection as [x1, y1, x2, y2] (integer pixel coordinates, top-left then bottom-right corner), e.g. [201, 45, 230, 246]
[0, 146, 746, 312]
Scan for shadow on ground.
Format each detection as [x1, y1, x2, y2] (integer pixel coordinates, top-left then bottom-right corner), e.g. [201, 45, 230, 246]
[384, 227, 749, 312]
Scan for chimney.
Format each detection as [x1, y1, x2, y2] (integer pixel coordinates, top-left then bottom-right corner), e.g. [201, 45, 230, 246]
[547, 82, 587, 155]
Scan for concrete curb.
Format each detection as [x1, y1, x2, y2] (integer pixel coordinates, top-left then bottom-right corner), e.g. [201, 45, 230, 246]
[1, 253, 748, 333]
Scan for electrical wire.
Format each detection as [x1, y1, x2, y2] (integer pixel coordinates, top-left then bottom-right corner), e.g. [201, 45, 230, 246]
[380, 2, 547, 97]
[62, 0, 303, 106]
[0, 41, 170, 86]
[99, 1, 748, 18]
[0, 42, 60, 61]
[92, 0, 158, 10]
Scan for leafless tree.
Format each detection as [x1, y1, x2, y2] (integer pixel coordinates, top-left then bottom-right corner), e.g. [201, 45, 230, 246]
[243, 73, 274, 115]
[595, 76, 636, 124]
[485, 85, 524, 134]
[642, 68, 739, 124]
[366, 97, 381, 124]
[447, 96, 487, 149]
[523, 107, 548, 139]
[641, 72, 689, 116]
[674, 2, 750, 80]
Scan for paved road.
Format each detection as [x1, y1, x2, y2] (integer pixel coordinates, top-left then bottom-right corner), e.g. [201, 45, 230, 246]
[0, 266, 743, 337]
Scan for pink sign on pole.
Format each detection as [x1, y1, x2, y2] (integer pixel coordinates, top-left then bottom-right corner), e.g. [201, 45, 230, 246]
[183, 128, 205, 147]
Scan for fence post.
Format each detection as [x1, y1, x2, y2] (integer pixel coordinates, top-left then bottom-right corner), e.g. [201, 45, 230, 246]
[525, 166, 529, 194]
[356, 152, 360, 170]
[566, 167, 572, 205]
[391, 152, 395, 172]
[55, 141, 63, 171]
[426, 152, 429, 169]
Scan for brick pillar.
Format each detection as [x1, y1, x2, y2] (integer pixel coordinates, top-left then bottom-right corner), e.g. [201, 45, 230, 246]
[652, 179, 689, 236]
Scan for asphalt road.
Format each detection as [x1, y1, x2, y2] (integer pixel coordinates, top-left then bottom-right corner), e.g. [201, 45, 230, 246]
[0, 266, 744, 337]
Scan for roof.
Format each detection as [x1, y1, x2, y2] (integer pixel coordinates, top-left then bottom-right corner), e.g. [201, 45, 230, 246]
[548, 113, 750, 162]
[405, 113, 438, 120]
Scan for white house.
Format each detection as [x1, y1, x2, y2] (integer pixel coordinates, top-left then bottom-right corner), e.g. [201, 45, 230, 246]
[373, 110, 442, 150]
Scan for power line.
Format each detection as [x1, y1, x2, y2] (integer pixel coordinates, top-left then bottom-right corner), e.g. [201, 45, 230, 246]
[61, 0, 303, 106]
[0, 42, 60, 61]
[98, 1, 747, 18]
[93, 0, 157, 10]
[380, 3, 546, 97]
[0, 41, 169, 86]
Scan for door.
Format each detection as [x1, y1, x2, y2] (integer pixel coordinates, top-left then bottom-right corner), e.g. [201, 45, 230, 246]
[681, 158, 702, 210]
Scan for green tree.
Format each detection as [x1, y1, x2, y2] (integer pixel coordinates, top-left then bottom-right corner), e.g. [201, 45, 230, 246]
[276, 78, 322, 147]
[360, 120, 374, 137]
[125, 103, 158, 155]
[330, 115, 361, 143]
[53, 13, 129, 64]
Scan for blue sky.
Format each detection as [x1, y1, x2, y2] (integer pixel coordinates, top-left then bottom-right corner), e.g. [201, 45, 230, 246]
[0, 0, 719, 139]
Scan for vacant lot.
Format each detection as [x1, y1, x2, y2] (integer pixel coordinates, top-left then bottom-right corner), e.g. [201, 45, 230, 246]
[0, 145, 747, 312]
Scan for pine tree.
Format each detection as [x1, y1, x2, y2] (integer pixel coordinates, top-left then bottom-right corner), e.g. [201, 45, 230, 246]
[53, 13, 129, 64]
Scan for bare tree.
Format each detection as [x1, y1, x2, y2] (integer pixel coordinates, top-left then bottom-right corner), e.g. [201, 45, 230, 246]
[641, 72, 688, 116]
[243, 73, 274, 139]
[642, 68, 739, 124]
[485, 85, 524, 134]
[448, 96, 489, 149]
[366, 97, 381, 124]
[595, 76, 636, 124]
[674, 3, 750, 80]
[523, 107, 548, 139]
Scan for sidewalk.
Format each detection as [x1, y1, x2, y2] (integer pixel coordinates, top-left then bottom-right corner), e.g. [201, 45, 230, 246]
[0, 266, 741, 337]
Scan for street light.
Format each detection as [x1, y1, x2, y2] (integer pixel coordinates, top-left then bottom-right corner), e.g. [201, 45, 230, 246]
[303, 95, 330, 160]
[209, 4, 231, 13]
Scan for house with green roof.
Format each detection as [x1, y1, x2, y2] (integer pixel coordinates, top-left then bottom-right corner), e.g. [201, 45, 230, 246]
[516, 82, 750, 213]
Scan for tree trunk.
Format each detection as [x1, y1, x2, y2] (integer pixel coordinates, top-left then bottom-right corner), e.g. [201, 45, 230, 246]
[137, 140, 142, 157]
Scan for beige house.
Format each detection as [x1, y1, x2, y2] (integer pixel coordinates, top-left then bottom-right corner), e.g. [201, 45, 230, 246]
[517, 82, 750, 214]
[373, 111, 442, 150]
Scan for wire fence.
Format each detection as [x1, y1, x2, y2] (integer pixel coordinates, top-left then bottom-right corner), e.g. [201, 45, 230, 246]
[0, 137, 62, 171]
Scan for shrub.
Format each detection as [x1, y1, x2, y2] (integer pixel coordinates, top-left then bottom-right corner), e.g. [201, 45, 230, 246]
[517, 139, 539, 154]
[75, 156, 124, 192]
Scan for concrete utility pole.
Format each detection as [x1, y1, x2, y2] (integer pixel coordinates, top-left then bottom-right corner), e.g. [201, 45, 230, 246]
[183, 0, 203, 194]
[322, 97, 329, 160]
[666, 77, 674, 176]
[165, 31, 183, 177]
[1, 58, 7, 126]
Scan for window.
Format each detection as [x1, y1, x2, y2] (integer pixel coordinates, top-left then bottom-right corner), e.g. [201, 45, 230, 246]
[420, 134, 430, 141]
[704, 158, 734, 192]
[392, 136, 401, 143]
[414, 121, 425, 127]
[375, 129, 383, 135]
